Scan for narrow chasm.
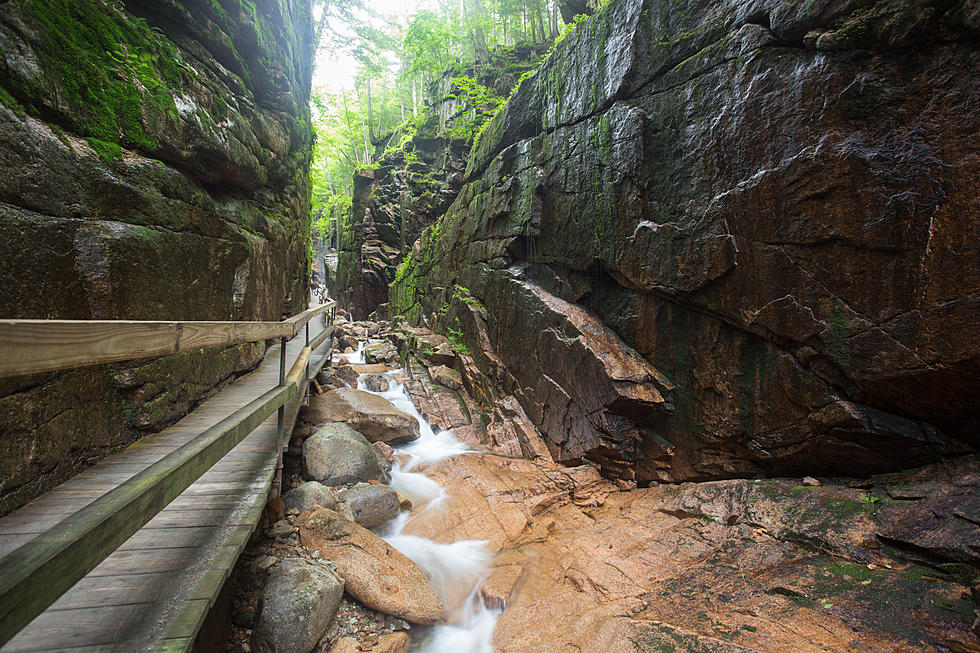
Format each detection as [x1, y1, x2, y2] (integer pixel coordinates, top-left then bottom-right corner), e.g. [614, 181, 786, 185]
[1, 0, 977, 651]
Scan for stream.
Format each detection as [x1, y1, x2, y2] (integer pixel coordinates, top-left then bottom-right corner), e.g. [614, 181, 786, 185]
[336, 342, 500, 652]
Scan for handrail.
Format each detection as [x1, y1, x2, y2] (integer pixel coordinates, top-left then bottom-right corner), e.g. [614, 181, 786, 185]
[0, 300, 339, 646]
[0, 301, 335, 379]
[282, 302, 333, 332]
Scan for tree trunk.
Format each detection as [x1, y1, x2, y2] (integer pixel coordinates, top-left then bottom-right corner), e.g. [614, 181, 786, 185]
[365, 83, 376, 146]
[472, 27, 491, 63]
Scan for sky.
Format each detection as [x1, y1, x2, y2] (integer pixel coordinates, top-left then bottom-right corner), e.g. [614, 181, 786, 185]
[311, 0, 435, 92]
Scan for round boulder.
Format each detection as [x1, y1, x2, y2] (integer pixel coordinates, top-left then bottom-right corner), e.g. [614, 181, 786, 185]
[250, 558, 344, 653]
[336, 483, 401, 528]
[284, 481, 338, 514]
[303, 423, 391, 486]
[362, 373, 390, 393]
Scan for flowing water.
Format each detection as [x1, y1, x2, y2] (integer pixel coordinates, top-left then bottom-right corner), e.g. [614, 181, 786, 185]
[334, 342, 501, 652]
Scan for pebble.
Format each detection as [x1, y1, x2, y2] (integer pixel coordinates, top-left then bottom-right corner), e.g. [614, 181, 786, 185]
[802, 476, 821, 486]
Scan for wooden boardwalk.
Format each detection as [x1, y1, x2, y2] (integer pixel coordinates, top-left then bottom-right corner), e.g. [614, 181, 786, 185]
[0, 317, 333, 652]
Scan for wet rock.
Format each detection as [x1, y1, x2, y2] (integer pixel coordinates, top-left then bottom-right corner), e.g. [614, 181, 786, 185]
[395, 492, 413, 511]
[429, 365, 462, 390]
[386, 0, 980, 483]
[303, 423, 391, 486]
[251, 559, 344, 653]
[335, 483, 401, 529]
[374, 441, 395, 462]
[362, 374, 391, 393]
[252, 555, 279, 573]
[871, 455, 980, 566]
[332, 365, 359, 390]
[480, 565, 525, 609]
[284, 481, 338, 513]
[351, 364, 389, 374]
[307, 389, 420, 445]
[328, 632, 409, 653]
[803, 476, 821, 487]
[365, 340, 399, 364]
[403, 452, 616, 551]
[429, 342, 456, 367]
[297, 507, 444, 625]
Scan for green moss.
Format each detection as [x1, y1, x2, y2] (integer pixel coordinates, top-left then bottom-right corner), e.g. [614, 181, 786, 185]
[85, 137, 123, 163]
[15, 0, 182, 151]
[0, 86, 26, 117]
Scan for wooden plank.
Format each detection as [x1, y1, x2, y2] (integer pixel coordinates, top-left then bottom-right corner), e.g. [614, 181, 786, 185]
[86, 548, 198, 577]
[2, 603, 152, 651]
[46, 572, 183, 611]
[0, 320, 292, 378]
[155, 638, 194, 653]
[0, 384, 294, 645]
[117, 528, 219, 552]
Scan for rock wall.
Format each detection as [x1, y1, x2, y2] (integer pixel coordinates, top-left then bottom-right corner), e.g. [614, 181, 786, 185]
[0, 0, 314, 514]
[390, 0, 979, 483]
[336, 47, 542, 320]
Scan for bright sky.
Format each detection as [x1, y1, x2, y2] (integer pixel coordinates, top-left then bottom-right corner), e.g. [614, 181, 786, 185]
[312, 0, 437, 92]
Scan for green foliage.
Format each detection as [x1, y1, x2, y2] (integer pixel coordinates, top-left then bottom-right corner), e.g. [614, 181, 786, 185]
[0, 86, 26, 117]
[543, 13, 589, 62]
[311, 194, 351, 250]
[447, 327, 470, 355]
[446, 75, 507, 142]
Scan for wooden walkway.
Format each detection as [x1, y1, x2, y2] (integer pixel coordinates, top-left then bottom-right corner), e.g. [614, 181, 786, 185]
[0, 317, 333, 652]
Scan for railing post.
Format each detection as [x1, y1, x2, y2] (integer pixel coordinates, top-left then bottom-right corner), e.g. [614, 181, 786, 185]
[305, 322, 310, 398]
[274, 336, 286, 497]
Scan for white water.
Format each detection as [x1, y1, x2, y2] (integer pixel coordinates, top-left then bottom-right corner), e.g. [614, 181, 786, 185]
[335, 340, 365, 365]
[355, 368, 501, 652]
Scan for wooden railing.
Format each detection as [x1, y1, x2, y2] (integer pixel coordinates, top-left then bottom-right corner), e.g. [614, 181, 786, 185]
[0, 301, 337, 646]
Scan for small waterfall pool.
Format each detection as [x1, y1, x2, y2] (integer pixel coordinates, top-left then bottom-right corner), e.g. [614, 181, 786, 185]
[335, 346, 500, 652]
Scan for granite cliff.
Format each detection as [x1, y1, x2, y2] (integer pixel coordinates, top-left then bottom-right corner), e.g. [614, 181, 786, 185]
[0, 0, 314, 514]
[389, 0, 980, 483]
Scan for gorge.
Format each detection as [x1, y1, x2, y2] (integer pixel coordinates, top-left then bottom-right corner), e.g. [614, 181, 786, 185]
[0, 0, 977, 651]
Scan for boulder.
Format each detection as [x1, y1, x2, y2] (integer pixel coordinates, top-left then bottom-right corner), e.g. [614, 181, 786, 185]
[362, 374, 391, 393]
[250, 559, 343, 653]
[332, 365, 359, 389]
[429, 342, 456, 367]
[306, 389, 419, 445]
[365, 340, 399, 364]
[429, 365, 462, 390]
[335, 483, 401, 528]
[302, 423, 391, 486]
[351, 363, 389, 374]
[297, 507, 444, 625]
[328, 633, 409, 653]
[284, 481, 338, 513]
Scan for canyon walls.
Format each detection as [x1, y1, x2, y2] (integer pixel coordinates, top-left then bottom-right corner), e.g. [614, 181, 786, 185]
[390, 0, 980, 483]
[0, 0, 314, 513]
[335, 47, 543, 320]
